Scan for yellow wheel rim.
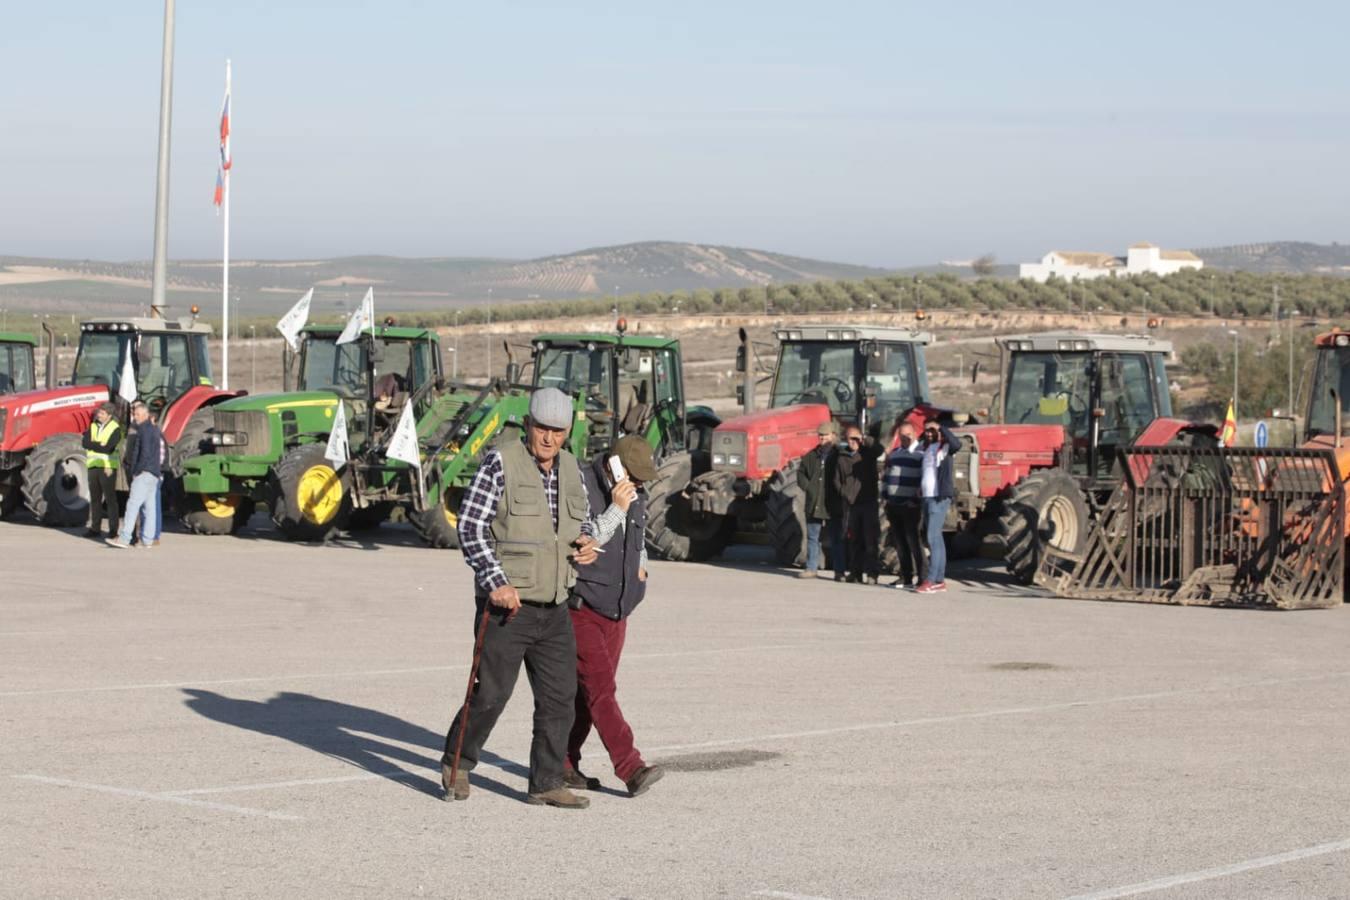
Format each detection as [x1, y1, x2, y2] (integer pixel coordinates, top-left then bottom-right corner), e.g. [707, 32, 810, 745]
[442, 489, 460, 528]
[297, 464, 342, 525]
[202, 494, 240, 519]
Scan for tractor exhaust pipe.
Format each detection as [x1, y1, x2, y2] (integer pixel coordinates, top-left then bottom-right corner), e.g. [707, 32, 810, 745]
[736, 327, 754, 414]
[503, 340, 520, 385]
[40, 322, 57, 389]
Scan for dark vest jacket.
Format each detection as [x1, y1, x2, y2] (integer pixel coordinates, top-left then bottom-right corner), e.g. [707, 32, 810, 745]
[571, 456, 647, 620]
[491, 440, 588, 605]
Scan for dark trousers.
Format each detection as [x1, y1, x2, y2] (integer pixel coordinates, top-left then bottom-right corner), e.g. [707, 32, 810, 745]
[567, 603, 643, 781]
[847, 500, 881, 579]
[88, 468, 119, 535]
[443, 598, 578, 795]
[886, 501, 926, 584]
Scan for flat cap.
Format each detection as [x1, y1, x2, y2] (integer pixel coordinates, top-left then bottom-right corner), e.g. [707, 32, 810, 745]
[817, 420, 838, 436]
[613, 434, 658, 483]
[528, 387, 574, 430]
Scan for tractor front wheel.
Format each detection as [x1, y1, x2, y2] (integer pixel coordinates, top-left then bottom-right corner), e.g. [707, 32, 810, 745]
[645, 452, 730, 562]
[180, 493, 255, 536]
[764, 464, 807, 567]
[410, 488, 462, 549]
[21, 433, 89, 526]
[997, 470, 1090, 585]
[268, 443, 350, 542]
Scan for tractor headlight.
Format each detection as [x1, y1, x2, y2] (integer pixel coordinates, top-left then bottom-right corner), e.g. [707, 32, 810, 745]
[211, 431, 248, 447]
[1337, 334, 1350, 347]
[713, 453, 726, 466]
[727, 454, 743, 467]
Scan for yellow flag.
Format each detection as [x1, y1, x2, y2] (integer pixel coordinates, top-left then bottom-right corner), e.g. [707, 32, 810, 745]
[1219, 399, 1237, 447]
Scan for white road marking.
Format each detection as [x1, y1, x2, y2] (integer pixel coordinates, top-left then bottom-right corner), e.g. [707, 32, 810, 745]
[0, 639, 905, 698]
[13, 774, 301, 821]
[754, 891, 836, 900]
[648, 670, 1350, 754]
[1063, 837, 1350, 899]
[165, 770, 420, 796]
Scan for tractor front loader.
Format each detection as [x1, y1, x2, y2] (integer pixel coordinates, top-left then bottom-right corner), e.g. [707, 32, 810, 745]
[1039, 328, 1350, 609]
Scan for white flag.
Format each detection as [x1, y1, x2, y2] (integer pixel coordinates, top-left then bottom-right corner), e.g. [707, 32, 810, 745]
[117, 348, 138, 403]
[277, 288, 313, 352]
[386, 401, 425, 503]
[336, 287, 375, 345]
[324, 401, 349, 467]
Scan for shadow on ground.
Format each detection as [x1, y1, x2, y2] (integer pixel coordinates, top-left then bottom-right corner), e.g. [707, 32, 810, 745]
[181, 689, 529, 801]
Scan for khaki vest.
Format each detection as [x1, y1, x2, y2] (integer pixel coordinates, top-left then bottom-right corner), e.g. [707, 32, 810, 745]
[491, 440, 588, 605]
[86, 419, 121, 470]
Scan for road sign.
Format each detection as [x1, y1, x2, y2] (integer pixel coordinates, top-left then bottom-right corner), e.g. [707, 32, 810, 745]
[1255, 420, 1269, 448]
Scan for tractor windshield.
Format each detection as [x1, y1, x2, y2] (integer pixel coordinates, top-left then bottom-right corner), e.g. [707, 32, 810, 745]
[301, 337, 368, 398]
[73, 332, 131, 389]
[73, 330, 196, 410]
[1307, 347, 1350, 437]
[771, 342, 858, 415]
[1, 342, 35, 393]
[535, 346, 613, 411]
[1005, 352, 1093, 437]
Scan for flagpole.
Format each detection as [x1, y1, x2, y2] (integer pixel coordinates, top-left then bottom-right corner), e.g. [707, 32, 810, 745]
[221, 59, 232, 390]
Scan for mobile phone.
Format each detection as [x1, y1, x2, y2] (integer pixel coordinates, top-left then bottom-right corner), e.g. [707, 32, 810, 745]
[607, 455, 627, 485]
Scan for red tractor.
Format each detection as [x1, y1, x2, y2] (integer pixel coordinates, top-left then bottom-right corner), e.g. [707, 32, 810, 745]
[950, 332, 1204, 583]
[0, 315, 237, 524]
[645, 324, 937, 563]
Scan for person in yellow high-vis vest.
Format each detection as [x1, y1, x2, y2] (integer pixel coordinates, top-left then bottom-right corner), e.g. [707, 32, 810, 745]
[83, 402, 122, 538]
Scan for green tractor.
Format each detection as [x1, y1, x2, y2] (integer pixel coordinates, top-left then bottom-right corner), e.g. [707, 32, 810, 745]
[176, 323, 444, 538]
[0, 333, 38, 395]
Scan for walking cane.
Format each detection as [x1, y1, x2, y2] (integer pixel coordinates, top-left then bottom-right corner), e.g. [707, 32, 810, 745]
[447, 603, 494, 798]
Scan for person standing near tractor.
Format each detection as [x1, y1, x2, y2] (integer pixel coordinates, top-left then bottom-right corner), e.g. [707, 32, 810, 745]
[83, 403, 122, 538]
[916, 417, 961, 593]
[795, 421, 839, 579]
[882, 419, 926, 589]
[564, 435, 665, 798]
[109, 401, 161, 550]
[834, 424, 884, 584]
[441, 387, 600, 809]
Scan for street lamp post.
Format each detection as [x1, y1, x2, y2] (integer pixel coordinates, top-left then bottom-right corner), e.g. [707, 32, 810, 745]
[954, 353, 964, 382]
[1227, 329, 1240, 417]
[249, 325, 256, 392]
[486, 306, 492, 380]
[452, 309, 459, 380]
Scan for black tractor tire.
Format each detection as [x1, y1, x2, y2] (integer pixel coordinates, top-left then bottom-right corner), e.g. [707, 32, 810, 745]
[410, 489, 461, 549]
[179, 493, 256, 536]
[348, 501, 397, 532]
[21, 433, 89, 527]
[170, 408, 253, 536]
[0, 474, 21, 519]
[646, 452, 730, 562]
[997, 469, 1091, 585]
[268, 443, 350, 542]
[764, 463, 807, 567]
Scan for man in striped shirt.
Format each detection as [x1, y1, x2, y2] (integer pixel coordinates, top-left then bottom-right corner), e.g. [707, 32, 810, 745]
[882, 419, 926, 589]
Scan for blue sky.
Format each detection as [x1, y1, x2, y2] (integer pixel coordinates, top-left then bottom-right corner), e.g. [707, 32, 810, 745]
[2, 1, 1347, 266]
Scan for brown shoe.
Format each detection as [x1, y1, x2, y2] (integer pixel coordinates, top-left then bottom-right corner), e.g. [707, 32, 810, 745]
[797, 569, 817, 579]
[526, 787, 590, 809]
[624, 764, 665, 797]
[441, 763, 470, 802]
[563, 768, 600, 791]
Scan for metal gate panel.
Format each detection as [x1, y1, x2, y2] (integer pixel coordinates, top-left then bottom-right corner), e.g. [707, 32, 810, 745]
[1038, 447, 1344, 609]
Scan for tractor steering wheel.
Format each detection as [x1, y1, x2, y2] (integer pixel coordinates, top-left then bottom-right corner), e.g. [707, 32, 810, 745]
[789, 377, 852, 407]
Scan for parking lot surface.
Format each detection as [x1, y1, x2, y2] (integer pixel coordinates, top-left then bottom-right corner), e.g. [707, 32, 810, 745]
[4, 519, 1350, 899]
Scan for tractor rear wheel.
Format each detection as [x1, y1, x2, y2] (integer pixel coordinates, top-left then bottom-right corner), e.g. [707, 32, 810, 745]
[764, 463, 807, 567]
[268, 443, 350, 542]
[646, 452, 730, 562]
[410, 488, 461, 549]
[997, 469, 1090, 585]
[21, 433, 89, 526]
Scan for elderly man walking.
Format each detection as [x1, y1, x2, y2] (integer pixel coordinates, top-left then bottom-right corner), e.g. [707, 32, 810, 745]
[441, 387, 599, 808]
[565, 435, 665, 798]
[108, 402, 160, 550]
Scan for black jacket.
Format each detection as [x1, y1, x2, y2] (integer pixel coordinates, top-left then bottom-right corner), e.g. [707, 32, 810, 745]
[125, 420, 164, 479]
[920, 424, 962, 500]
[833, 438, 884, 506]
[796, 444, 839, 521]
[570, 455, 647, 620]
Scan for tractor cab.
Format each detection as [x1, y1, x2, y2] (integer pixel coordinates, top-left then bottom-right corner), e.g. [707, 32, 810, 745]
[296, 324, 442, 437]
[73, 317, 214, 417]
[0, 333, 37, 395]
[530, 323, 691, 459]
[998, 333, 1173, 483]
[765, 325, 932, 434]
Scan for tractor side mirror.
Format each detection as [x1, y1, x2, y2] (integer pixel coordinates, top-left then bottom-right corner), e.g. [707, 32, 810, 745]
[369, 341, 385, 365]
[865, 345, 887, 375]
[735, 384, 746, 406]
[735, 344, 747, 374]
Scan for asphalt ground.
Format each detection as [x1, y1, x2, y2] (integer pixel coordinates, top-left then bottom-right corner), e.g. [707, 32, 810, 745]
[3, 516, 1350, 899]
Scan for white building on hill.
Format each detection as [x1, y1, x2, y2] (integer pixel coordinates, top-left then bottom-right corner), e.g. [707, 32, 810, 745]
[1019, 242, 1203, 282]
